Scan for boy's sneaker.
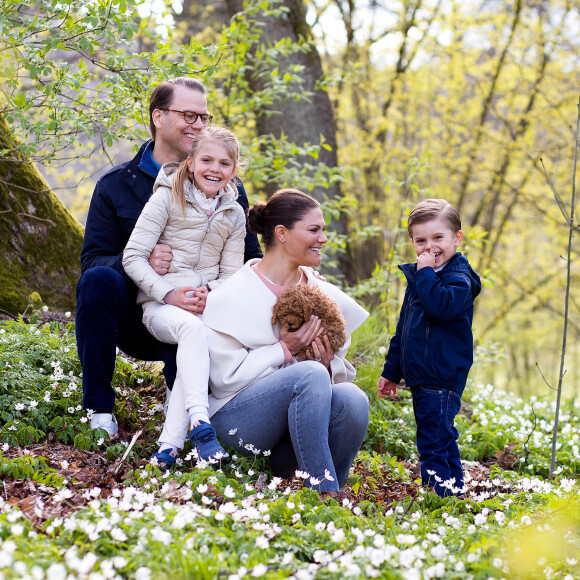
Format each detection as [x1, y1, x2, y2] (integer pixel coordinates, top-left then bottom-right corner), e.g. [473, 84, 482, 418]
[188, 421, 229, 461]
[90, 413, 118, 436]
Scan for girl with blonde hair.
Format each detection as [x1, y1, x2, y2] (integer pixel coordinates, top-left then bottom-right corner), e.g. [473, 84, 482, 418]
[123, 126, 245, 467]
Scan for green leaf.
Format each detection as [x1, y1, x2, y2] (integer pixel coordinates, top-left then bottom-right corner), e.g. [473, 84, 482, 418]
[13, 93, 26, 108]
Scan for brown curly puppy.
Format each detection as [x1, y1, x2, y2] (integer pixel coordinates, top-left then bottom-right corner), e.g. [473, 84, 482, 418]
[272, 285, 347, 361]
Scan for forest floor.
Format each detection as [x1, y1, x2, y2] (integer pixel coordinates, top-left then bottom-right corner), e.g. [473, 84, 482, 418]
[0, 308, 521, 528]
[2, 423, 509, 530]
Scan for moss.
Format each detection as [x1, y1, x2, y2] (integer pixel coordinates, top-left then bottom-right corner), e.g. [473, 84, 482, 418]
[0, 115, 83, 314]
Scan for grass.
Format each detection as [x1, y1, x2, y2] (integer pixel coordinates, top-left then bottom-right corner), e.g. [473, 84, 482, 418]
[0, 315, 579, 579]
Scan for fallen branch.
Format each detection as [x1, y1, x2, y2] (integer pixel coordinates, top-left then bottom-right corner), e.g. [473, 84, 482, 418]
[113, 429, 143, 475]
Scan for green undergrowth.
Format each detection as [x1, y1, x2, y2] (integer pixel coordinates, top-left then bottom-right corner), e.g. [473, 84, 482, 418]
[0, 317, 579, 579]
[0, 459, 578, 579]
[0, 317, 163, 455]
[0, 454, 66, 488]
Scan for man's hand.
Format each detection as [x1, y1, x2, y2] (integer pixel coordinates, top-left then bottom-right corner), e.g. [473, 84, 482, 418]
[280, 315, 323, 356]
[417, 249, 435, 270]
[149, 244, 173, 275]
[378, 377, 398, 399]
[304, 267, 327, 282]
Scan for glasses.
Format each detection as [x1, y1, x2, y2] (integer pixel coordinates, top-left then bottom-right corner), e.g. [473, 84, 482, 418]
[159, 108, 213, 125]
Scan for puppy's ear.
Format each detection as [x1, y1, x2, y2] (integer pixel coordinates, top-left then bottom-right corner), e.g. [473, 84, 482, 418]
[271, 303, 278, 325]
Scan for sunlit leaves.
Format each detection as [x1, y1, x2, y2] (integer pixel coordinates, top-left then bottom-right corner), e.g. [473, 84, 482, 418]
[0, 0, 220, 162]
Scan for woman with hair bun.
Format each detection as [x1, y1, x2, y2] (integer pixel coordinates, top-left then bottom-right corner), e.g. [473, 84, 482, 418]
[203, 188, 369, 492]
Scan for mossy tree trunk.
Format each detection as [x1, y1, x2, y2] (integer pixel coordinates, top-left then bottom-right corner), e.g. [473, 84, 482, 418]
[0, 115, 83, 315]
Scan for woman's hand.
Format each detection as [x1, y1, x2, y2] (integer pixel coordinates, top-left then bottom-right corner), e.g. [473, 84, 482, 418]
[280, 315, 323, 356]
[306, 335, 334, 368]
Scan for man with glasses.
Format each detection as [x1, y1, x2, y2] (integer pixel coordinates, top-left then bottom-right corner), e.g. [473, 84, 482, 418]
[76, 78, 262, 436]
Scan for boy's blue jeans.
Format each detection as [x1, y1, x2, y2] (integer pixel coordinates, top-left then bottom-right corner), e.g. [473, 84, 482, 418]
[411, 386, 464, 497]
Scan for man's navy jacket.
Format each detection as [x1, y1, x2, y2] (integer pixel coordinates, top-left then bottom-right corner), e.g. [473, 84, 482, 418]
[382, 252, 482, 395]
[80, 140, 262, 279]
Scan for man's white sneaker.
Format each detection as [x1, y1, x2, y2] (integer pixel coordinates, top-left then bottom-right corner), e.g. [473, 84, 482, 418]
[90, 413, 118, 436]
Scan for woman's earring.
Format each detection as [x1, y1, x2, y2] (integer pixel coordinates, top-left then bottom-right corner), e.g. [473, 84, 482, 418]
[281, 238, 285, 243]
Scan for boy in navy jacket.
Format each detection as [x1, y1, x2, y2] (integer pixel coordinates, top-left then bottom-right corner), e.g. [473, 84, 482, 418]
[378, 199, 481, 497]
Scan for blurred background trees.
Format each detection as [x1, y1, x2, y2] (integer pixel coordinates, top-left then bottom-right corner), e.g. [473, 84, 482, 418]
[1, 0, 579, 394]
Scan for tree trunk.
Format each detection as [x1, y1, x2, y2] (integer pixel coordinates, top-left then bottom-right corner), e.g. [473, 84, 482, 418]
[225, 0, 339, 198]
[174, 0, 230, 35]
[224, 0, 355, 280]
[0, 115, 83, 315]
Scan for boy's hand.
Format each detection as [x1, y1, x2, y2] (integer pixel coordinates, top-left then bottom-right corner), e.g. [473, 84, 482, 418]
[378, 377, 398, 399]
[417, 249, 435, 270]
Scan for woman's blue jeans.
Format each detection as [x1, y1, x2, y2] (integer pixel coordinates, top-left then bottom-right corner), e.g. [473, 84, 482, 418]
[411, 386, 463, 497]
[211, 361, 369, 492]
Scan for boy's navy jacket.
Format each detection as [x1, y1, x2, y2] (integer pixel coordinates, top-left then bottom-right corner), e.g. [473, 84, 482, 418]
[382, 252, 481, 395]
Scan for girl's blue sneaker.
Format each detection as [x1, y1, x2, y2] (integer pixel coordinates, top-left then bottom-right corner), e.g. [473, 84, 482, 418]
[150, 449, 177, 470]
[188, 421, 229, 461]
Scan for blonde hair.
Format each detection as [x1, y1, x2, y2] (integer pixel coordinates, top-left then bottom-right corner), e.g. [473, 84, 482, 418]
[172, 126, 242, 214]
[407, 198, 461, 238]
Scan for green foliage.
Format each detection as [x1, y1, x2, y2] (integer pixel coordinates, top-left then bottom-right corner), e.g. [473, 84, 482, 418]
[354, 319, 580, 479]
[311, 0, 580, 393]
[0, 0, 221, 163]
[1, 0, 370, 284]
[0, 1, 580, 570]
[0, 453, 65, 487]
[0, 0, 345, 200]
[0, 459, 578, 578]
[218, 1, 301, 123]
[3, 314, 577, 483]
[1, 0, 580, 394]
[461, 386, 580, 479]
[0, 317, 579, 578]
[0, 319, 156, 449]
